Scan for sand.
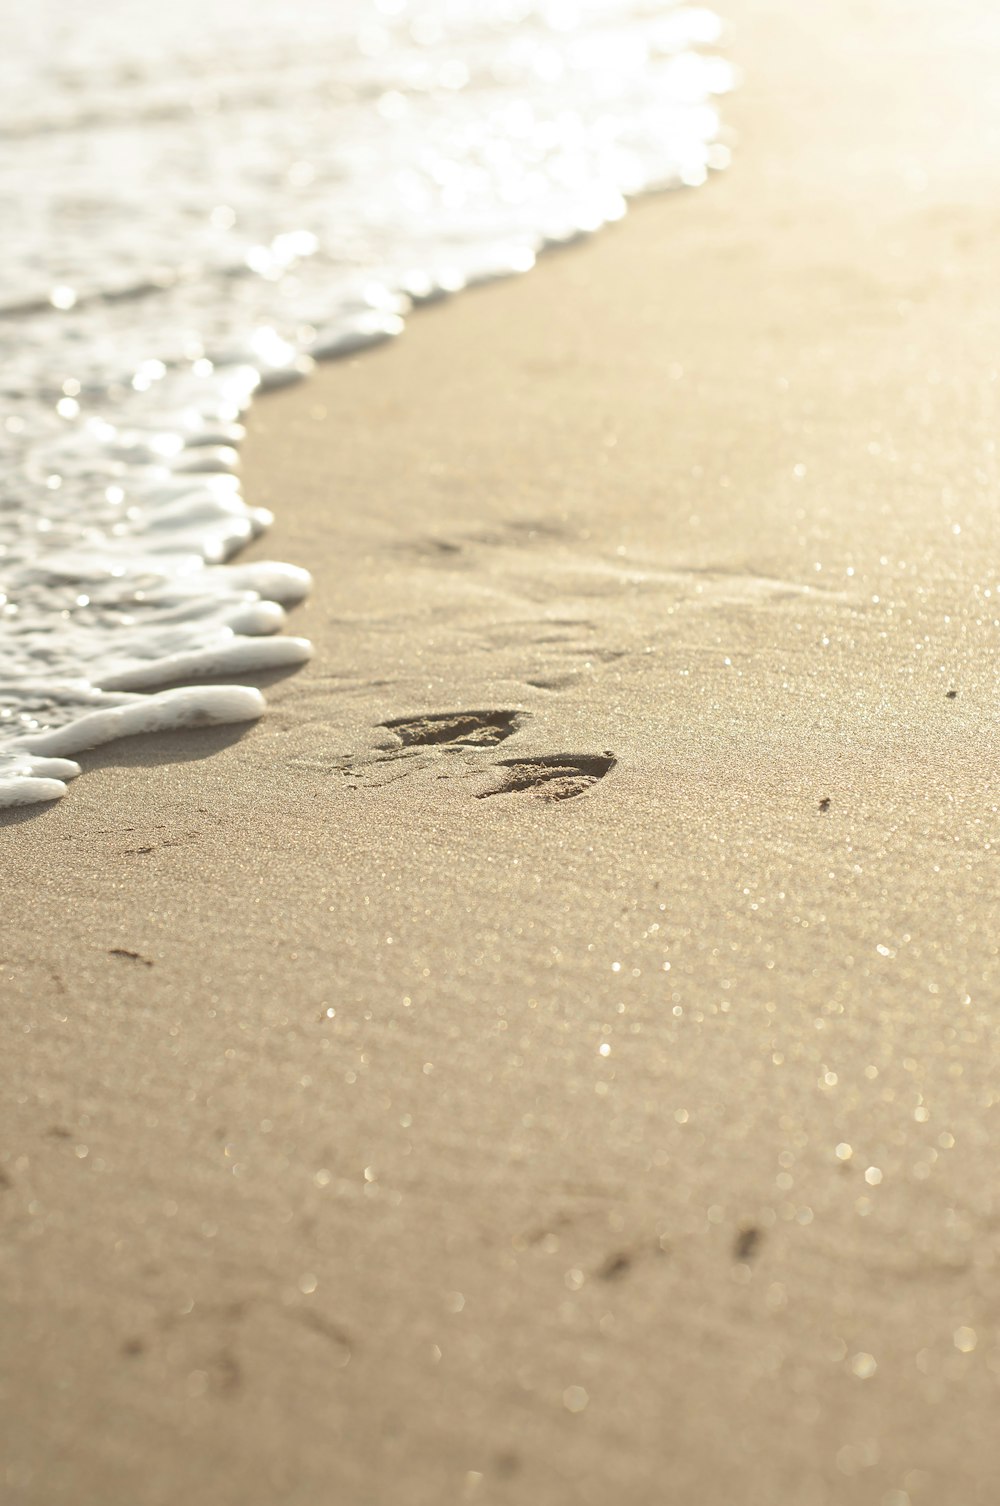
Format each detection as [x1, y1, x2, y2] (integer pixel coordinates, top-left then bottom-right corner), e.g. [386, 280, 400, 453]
[3, 1, 1000, 1502]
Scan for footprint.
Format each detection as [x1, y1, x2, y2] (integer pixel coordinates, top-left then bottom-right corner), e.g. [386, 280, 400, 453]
[476, 753, 615, 803]
[380, 709, 522, 750]
[328, 708, 524, 790]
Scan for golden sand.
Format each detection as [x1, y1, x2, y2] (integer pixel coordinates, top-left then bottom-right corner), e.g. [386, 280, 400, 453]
[3, 1, 1000, 1501]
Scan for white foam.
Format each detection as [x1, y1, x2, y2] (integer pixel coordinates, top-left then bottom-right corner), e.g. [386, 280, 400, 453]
[1, 0, 731, 810]
[14, 685, 266, 758]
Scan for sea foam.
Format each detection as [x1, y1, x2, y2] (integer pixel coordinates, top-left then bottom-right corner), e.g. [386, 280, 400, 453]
[1, 0, 731, 808]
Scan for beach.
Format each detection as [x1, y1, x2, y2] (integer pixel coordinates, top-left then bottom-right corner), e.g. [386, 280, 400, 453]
[3, 0, 1000, 1501]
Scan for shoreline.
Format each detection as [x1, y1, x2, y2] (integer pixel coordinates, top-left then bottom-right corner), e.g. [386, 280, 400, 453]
[4, 2, 1000, 1503]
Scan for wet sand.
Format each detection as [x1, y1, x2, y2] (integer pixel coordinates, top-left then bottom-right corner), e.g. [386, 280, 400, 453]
[4, 1, 1000, 1502]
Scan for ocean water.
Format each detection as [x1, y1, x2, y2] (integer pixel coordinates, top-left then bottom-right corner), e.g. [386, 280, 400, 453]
[0, 0, 732, 808]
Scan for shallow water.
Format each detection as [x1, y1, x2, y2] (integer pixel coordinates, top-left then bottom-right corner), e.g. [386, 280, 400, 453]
[0, 0, 731, 808]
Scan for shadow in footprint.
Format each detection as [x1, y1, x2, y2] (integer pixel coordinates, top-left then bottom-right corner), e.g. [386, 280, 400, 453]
[477, 753, 616, 803]
[381, 709, 522, 750]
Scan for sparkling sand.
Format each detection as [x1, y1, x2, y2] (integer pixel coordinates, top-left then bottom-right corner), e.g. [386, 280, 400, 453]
[3, 2, 1000, 1502]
